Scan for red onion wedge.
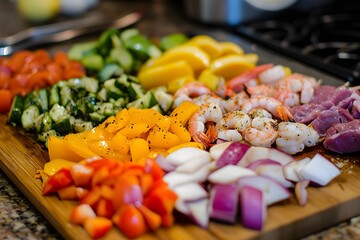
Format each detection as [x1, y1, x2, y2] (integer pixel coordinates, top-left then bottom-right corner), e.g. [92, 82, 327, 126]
[209, 142, 233, 161]
[216, 142, 251, 167]
[209, 183, 239, 223]
[299, 153, 341, 186]
[175, 156, 211, 173]
[186, 198, 210, 228]
[245, 159, 281, 171]
[255, 164, 294, 188]
[283, 157, 311, 182]
[238, 175, 291, 206]
[155, 154, 176, 172]
[173, 183, 208, 202]
[240, 185, 267, 231]
[166, 147, 211, 166]
[208, 165, 255, 185]
[163, 163, 213, 188]
[238, 146, 294, 167]
[295, 179, 310, 206]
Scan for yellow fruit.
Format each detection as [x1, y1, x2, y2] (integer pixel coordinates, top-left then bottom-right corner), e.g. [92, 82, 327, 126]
[242, 53, 259, 65]
[210, 54, 255, 80]
[17, 0, 60, 22]
[167, 75, 196, 94]
[187, 35, 223, 60]
[220, 42, 244, 56]
[197, 69, 221, 91]
[151, 45, 210, 74]
[138, 61, 194, 90]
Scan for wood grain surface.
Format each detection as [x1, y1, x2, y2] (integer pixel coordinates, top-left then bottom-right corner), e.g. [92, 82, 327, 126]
[0, 113, 359, 240]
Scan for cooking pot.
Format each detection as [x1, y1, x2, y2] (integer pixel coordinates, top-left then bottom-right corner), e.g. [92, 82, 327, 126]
[183, 0, 335, 26]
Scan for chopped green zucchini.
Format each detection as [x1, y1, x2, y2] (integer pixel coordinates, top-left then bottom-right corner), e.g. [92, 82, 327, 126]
[52, 118, 72, 135]
[8, 95, 24, 126]
[21, 105, 40, 131]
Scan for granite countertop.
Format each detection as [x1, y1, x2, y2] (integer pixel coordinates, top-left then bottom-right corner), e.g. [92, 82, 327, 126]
[1, 0, 360, 239]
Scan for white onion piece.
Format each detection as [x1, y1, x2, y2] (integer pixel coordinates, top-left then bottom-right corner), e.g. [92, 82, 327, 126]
[239, 146, 294, 167]
[283, 157, 311, 182]
[186, 198, 210, 228]
[176, 156, 211, 173]
[163, 163, 212, 188]
[238, 175, 291, 206]
[175, 200, 190, 215]
[166, 147, 211, 166]
[209, 183, 239, 223]
[208, 165, 255, 184]
[209, 142, 233, 161]
[216, 142, 251, 167]
[240, 185, 267, 230]
[255, 164, 294, 188]
[173, 183, 208, 202]
[155, 154, 176, 172]
[245, 159, 281, 171]
[299, 153, 341, 186]
[295, 179, 310, 206]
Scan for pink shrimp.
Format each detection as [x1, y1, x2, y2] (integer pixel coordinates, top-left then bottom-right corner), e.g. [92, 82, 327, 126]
[241, 96, 294, 121]
[173, 82, 212, 107]
[275, 73, 320, 107]
[246, 84, 277, 97]
[227, 63, 274, 92]
[188, 102, 223, 148]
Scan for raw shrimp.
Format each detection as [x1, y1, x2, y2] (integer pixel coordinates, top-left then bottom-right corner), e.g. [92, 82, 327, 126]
[246, 84, 277, 98]
[220, 91, 249, 113]
[173, 82, 212, 107]
[258, 65, 287, 86]
[241, 96, 294, 121]
[216, 110, 251, 142]
[276, 122, 320, 154]
[227, 64, 274, 92]
[214, 78, 236, 98]
[243, 116, 279, 147]
[188, 102, 223, 148]
[275, 73, 320, 107]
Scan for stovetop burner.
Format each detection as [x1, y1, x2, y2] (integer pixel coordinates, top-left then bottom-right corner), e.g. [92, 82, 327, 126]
[235, 1, 360, 85]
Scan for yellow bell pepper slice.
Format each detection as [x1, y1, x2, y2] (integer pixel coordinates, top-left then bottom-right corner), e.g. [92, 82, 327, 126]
[151, 45, 210, 73]
[167, 75, 195, 94]
[43, 158, 76, 176]
[197, 69, 221, 91]
[219, 41, 244, 56]
[129, 138, 149, 164]
[47, 136, 84, 162]
[186, 35, 222, 60]
[147, 125, 180, 149]
[169, 101, 200, 125]
[138, 60, 194, 90]
[210, 54, 255, 80]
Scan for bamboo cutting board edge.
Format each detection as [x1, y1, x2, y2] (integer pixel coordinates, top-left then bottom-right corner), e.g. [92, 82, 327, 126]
[1, 114, 360, 240]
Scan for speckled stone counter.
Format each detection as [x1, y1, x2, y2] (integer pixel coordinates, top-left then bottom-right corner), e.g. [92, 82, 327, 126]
[0, 169, 61, 240]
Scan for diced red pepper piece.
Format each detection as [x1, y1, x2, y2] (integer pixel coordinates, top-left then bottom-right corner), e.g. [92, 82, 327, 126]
[42, 168, 74, 195]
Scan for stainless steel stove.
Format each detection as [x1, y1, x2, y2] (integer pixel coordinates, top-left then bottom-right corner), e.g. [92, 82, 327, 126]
[235, 0, 360, 85]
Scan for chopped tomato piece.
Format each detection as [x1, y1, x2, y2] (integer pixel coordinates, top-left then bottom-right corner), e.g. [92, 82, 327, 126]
[70, 204, 96, 225]
[84, 217, 112, 239]
[112, 204, 147, 238]
[96, 198, 114, 218]
[137, 204, 161, 230]
[70, 164, 94, 187]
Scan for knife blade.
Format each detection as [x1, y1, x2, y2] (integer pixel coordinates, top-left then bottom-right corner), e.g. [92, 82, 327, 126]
[0, 11, 142, 56]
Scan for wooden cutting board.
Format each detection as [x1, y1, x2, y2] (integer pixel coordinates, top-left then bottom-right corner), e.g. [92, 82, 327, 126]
[0, 113, 359, 240]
